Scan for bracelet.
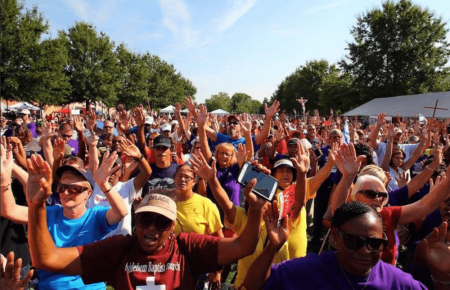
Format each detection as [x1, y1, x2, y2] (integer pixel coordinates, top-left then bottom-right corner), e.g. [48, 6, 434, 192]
[1, 184, 11, 191]
[103, 187, 113, 194]
[431, 275, 450, 286]
[134, 154, 145, 161]
[425, 166, 436, 172]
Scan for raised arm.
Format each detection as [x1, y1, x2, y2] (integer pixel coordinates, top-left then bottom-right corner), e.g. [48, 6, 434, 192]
[73, 116, 86, 161]
[308, 143, 338, 194]
[121, 139, 151, 192]
[174, 103, 184, 137]
[401, 130, 426, 171]
[41, 121, 55, 167]
[217, 178, 266, 265]
[93, 150, 128, 225]
[190, 153, 236, 224]
[331, 143, 365, 215]
[241, 113, 255, 161]
[133, 107, 150, 157]
[399, 159, 450, 225]
[196, 105, 213, 162]
[267, 127, 285, 161]
[254, 100, 279, 145]
[290, 141, 310, 221]
[369, 113, 385, 150]
[26, 154, 83, 275]
[380, 124, 395, 172]
[407, 152, 442, 197]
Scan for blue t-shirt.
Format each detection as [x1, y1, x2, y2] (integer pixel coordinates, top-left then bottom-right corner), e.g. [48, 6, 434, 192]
[37, 206, 117, 290]
[214, 133, 245, 150]
[265, 251, 425, 289]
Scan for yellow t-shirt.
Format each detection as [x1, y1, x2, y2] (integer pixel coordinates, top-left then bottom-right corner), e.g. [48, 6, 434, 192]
[174, 193, 223, 235]
[225, 207, 289, 288]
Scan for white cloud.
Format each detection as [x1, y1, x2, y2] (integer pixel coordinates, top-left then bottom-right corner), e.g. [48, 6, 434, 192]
[62, 0, 117, 24]
[63, 0, 89, 20]
[214, 0, 258, 33]
[305, 1, 349, 14]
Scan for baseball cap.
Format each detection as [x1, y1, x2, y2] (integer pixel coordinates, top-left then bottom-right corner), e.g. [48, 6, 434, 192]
[135, 194, 177, 221]
[395, 128, 403, 135]
[227, 115, 240, 122]
[171, 120, 179, 125]
[145, 116, 153, 125]
[287, 138, 300, 146]
[153, 135, 172, 148]
[20, 109, 30, 115]
[273, 159, 296, 170]
[161, 124, 172, 132]
[56, 165, 95, 189]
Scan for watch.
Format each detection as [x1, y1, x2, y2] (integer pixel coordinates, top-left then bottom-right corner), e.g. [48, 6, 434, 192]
[135, 154, 145, 161]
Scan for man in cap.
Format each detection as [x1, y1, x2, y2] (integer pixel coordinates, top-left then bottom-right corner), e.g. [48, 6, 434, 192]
[20, 109, 38, 138]
[160, 123, 172, 138]
[26, 156, 268, 290]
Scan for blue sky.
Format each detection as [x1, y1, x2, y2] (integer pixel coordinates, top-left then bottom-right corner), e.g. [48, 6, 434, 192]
[26, 0, 450, 104]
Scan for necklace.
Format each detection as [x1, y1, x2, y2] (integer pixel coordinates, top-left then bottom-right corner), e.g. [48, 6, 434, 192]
[336, 253, 372, 290]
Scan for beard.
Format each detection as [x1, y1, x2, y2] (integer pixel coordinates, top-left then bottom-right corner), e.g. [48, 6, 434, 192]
[228, 129, 238, 139]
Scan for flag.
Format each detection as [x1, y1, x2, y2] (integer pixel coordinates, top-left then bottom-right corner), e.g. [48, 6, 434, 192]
[343, 119, 351, 144]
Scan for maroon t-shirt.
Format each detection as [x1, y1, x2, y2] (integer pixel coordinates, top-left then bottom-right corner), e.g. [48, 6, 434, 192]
[77, 232, 221, 290]
[380, 206, 402, 265]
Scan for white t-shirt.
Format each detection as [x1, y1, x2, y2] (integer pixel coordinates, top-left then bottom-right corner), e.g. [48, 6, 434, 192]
[388, 166, 411, 191]
[87, 179, 142, 238]
[376, 142, 418, 167]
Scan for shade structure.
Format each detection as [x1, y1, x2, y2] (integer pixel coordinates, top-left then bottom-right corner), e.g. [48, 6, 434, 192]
[59, 108, 71, 114]
[160, 105, 175, 114]
[9, 102, 40, 111]
[210, 109, 229, 115]
[342, 91, 450, 118]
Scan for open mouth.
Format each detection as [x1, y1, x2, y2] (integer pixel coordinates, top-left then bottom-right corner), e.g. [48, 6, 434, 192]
[143, 234, 158, 245]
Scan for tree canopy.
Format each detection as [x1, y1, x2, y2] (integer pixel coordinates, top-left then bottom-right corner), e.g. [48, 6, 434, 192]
[340, 0, 450, 103]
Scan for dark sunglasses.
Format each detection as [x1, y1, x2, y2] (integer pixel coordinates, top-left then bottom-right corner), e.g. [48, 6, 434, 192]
[358, 190, 388, 201]
[104, 126, 113, 129]
[56, 183, 89, 195]
[337, 228, 388, 253]
[113, 139, 123, 144]
[228, 121, 240, 126]
[135, 212, 172, 231]
[61, 134, 72, 138]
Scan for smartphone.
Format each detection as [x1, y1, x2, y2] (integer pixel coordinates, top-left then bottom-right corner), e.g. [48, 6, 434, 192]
[237, 162, 279, 201]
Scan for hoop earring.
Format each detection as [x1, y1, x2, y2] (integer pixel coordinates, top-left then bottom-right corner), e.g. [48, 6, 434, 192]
[132, 226, 136, 234]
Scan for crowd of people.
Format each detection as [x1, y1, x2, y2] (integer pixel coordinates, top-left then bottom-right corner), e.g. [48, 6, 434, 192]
[1, 97, 450, 290]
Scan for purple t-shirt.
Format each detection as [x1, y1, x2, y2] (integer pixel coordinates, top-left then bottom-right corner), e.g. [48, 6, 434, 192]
[67, 139, 79, 156]
[388, 185, 409, 206]
[265, 252, 425, 290]
[27, 122, 38, 138]
[207, 162, 241, 207]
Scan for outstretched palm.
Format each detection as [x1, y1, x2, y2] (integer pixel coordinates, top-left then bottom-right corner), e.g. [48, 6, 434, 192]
[190, 152, 216, 183]
[290, 142, 309, 174]
[335, 143, 364, 176]
[26, 155, 52, 206]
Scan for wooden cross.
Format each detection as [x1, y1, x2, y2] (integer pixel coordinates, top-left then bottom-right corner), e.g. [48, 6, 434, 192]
[296, 98, 308, 112]
[424, 100, 448, 118]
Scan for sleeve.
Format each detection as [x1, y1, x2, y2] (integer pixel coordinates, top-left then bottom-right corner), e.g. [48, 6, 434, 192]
[390, 206, 403, 227]
[77, 235, 133, 285]
[178, 233, 221, 276]
[224, 207, 247, 235]
[388, 186, 409, 206]
[404, 144, 419, 159]
[129, 126, 138, 135]
[93, 206, 118, 235]
[126, 178, 141, 200]
[216, 133, 230, 144]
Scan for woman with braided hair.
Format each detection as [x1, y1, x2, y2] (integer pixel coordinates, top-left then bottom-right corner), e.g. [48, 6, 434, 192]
[243, 201, 450, 289]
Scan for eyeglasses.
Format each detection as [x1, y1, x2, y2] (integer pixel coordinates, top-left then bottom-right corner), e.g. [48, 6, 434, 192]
[358, 190, 388, 201]
[112, 139, 123, 144]
[136, 212, 173, 231]
[175, 174, 194, 182]
[56, 183, 89, 195]
[104, 126, 113, 129]
[193, 147, 201, 151]
[228, 121, 240, 126]
[337, 228, 388, 253]
[217, 151, 232, 157]
[154, 146, 169, 151]
[61, 134, 72, 138]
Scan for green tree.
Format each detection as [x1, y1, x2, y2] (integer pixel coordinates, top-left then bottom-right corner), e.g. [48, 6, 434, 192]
[62, 22, 120, 109]
[318, 72, 359, 113]
[1, 0, 70, 104]
[231, 92, 261, 113]
[271, 60, 340, 113]
[205, 92, 232, 112]
[340, 0, 450, 103]
[115, 44, 150, 108]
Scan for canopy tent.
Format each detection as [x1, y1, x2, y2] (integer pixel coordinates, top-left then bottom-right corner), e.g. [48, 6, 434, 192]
[342, 91, 450, 118]
[181, 108, 189, 114]
[210, 109, 229, 115]
[9, 102, 40, 111]
[160, 105, 175, 114]
[44, 105, 62, 115]
[59, 108, 71, 114]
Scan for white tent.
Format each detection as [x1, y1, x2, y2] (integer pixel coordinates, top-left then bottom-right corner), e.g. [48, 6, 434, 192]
[9, 102, 40, 111]
[160, 105, 175, 114]
[181, 108, 189, 114]
[211, 109, 229, 115]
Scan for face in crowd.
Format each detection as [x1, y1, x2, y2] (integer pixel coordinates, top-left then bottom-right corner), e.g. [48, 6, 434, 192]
[112, 136, 125, 153]
[307, 125, 316, 140]
[59, 123, 74, 143]
[273, 165, 295, 189]
[103, 120, 115, 134]
[227, 117, 241, 139]
[215, 143, 236, 168]
[351, 176, 388, 213]
[57, 172, 92, 210]
[174, 164, 196, 193]
[135, 212, 175, 253]
[153, 144, 171, 163]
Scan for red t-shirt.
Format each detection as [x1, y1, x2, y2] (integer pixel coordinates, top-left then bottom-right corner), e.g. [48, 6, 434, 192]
[276, 140, 287, 155]
[77, 232, 221, 290]
[147, 149, 157, 164]
[380, 206, 402, 265]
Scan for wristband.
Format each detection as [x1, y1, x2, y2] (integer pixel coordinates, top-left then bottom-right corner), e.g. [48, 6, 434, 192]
[103, 186, 113, 194]
[426, 166, 436, 172]
[135, 154, 145, 161]
[431, 275, 450, 286]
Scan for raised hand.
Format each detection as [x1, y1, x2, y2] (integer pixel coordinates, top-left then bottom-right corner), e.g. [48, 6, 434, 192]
[133, 107, 146, 127]
[174, 102, 182, 115]
[274, 127, 285, 142]
[182, 96, 198, 118]
[26, 154, 52, 206]
[236, 143, 249, 166]
[376, 113, 386, 127]
[93, 150, 120, 189]
[83, 129, 99, 148]
[121, 138, 141, 159]
[420, 222, 450, 282]
[196, 105, 208, 126]
[73, 115, 85, 133]
[53, 137, 66, 161]
[117, 111, 131, 131]
[86, 110, 97, 132]
[335, 143, 365, 177]
[42, 121, 54, 140]
[265, 100, 280, 119]
[396, 171, 409, 188]
[190, 152, 217, 183]
[387, 123, 396, 140]
[327, 142, 339, 164]
[243, 178, 267, 211]
[290, 141, 310, 174]
[0, 144, 13, 186]
[1, 252, 34, 290]
[240, 113, 251, 134]
[264, 200, 289, 251]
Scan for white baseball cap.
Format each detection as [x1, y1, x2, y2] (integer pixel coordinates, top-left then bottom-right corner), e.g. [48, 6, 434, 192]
[20, 109, 31, 115]
[161, 124, 171, 132]
[145, 116, 153, 125]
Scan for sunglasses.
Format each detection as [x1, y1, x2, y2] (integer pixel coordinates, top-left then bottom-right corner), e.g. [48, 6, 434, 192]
[136, 212, 173, 231]
[61, 134, 72, 138]
[104, 126, 113, 129]
[337, 228, 388, 253]
[56, 183, 89, 195]
[228, 121, 240, 126]
[358, 190, 388, 201]
[112, 139, 123, 144]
